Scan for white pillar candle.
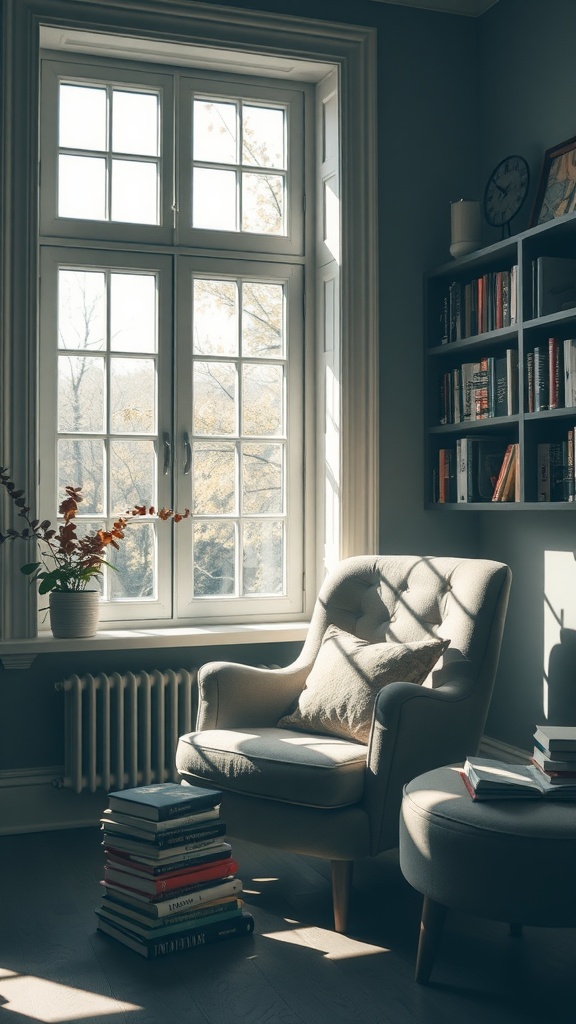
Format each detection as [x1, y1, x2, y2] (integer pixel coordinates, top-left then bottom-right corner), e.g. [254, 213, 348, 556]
[450, 199, 481, 258]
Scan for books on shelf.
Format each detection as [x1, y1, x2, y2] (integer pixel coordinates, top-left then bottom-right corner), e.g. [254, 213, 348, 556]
[460, 756, 576, 800]
[439, 266, 518, 345]
[96, 782, 253, 957]
[533, 256, 576, 318]
[536, 431, 576, 503]
[456, 436, 509, 503]
[438, 348, 518, 427]
[491, 443, 519, 502]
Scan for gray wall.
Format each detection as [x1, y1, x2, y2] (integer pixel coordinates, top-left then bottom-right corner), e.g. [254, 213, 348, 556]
[477, 0, 576, 749]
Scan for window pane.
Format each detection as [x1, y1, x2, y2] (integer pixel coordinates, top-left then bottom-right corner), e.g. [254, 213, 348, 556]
[242, 172, 284, 234]
[110, 273, 157, 353]
[58, 355, 105, 432]
[110, 439, 156, 511]
[58, 439, 105, 514]
[242, 364, 283, 436]
[193, 521, 236, 596]
[59, 155, 106, 219]
[193, 168, 237, 230]
[242, 443, 283, 513]
[194, 100, 238, 164]
[110, 358, 156, 433]
[243, 105, 285, 169]
[242, 282, 284, 357]
[59, 84, 107, 151]
[109, 522, 156, 599]
[193, 279, 238, 356]
[58, 270, 106, 351]
[112, 90, 159, 156]
[111, 160, 158, 224]
[242, 520, 283, 595]
[193, 361, 237, 435]
[193, 441, 236, 515]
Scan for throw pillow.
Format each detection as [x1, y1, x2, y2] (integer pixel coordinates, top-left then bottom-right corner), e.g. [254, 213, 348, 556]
[277, 625, 450, 744]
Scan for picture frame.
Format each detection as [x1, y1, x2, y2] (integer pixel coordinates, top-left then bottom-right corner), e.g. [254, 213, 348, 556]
[530, 135, 576, 227]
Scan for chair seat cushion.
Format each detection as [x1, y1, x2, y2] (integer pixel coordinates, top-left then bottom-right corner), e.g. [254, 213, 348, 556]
[176, 727, 368, 808]
[277, 625, 450, 743]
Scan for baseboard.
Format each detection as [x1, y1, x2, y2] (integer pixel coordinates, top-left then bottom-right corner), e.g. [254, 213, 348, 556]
[0, 734, 531, 835]
[0, 766, 107, 834]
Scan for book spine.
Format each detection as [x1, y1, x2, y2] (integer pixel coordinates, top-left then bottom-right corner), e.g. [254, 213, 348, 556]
[526, 350, 534, 412]
[506, 348, 518, 415]
[534, 345, 549, 411]
[146, 913, 254, 957]
[537, 443, 550, 502]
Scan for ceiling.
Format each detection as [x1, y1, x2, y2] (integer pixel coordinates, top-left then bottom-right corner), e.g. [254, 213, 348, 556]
[366, 0, 498, 14]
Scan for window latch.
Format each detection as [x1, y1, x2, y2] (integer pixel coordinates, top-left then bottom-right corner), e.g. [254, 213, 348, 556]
[162, 432, 171, 475]
[183, 432, 192, 476]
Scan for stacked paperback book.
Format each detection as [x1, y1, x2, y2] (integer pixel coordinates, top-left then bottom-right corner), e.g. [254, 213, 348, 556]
[95, 782, 254, 957]
[460, 725, 576, 800]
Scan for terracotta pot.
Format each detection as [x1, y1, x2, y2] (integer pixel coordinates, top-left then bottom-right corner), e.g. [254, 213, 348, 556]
[48, 590, 100, 639]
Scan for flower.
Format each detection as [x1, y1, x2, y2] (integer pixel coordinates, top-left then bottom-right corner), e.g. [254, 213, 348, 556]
[0, 468, 190, 594]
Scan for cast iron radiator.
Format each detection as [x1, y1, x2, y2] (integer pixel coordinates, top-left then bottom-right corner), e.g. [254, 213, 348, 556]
[55, 668, 198, 794]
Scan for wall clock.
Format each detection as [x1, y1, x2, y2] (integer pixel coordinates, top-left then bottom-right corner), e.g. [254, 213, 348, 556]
[483, 155, 530, 236]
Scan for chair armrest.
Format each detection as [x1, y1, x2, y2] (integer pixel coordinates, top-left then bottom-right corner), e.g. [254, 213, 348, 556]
[364, 658, 484, 854]
[196, 661, 308, 729]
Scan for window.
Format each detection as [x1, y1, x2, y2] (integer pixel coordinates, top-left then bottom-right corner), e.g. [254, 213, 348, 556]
[39, 58, 307, 624]
[0, 3, 378, 642]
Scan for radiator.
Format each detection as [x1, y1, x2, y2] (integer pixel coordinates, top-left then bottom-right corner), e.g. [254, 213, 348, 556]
[55, 668, 198, 794]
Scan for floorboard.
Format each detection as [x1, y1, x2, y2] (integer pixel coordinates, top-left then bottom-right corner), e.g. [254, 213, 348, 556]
[0, 827, 574, 1023]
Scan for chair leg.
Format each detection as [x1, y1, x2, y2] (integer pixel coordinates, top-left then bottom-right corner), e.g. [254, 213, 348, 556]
[415, 896, 448, 984]
[331, 859, 353, 933]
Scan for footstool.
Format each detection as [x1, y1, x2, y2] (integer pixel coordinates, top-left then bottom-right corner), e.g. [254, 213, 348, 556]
[399, 765, 576, 983]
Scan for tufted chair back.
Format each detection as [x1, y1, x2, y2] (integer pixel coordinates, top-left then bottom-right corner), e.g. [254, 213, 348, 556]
[177, 553, 512, 933]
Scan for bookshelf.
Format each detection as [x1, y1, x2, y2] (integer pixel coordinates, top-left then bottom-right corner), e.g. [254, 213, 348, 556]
[425, 210, 576, 509]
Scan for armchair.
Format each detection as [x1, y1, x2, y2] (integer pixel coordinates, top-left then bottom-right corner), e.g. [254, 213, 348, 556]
[176, 555, 511, 932]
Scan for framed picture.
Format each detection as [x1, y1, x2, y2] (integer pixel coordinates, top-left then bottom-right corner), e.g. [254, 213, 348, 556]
[531, 135, 576, 226]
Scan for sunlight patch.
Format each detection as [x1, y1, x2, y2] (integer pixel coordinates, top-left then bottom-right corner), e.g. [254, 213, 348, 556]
[0, 972, 141, 1021]
[262, 926, 388, 959]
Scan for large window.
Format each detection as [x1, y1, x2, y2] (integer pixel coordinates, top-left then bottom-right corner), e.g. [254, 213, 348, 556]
[0, 2, 378, 643]
[39, 57, 307, 625]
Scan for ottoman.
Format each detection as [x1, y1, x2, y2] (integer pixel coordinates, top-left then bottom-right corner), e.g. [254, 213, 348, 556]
[399, 765, 576, 983]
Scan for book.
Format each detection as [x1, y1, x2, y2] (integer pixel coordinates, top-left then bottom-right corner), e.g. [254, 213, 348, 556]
[461, 756, 576, 799]
[102, 823, 226, 858]
[564, 339, 576, 407]
[533, 725, 576, 752]
[548, 336, 563, 409]
[105, 843, 232, 877]
[536, 443, 551, 502]
[506, 348, 518, 415]
[96, 902, 244, 940]
[531, 750, 576, 773]
[104, 857, 239, 895]
[99, 893, 242, 929]
[534, 256, 576, 317]
[459, 436, 508, 502]
[491, 444, 513, 502]
[106, 783, 222, 822]
[96, 911, 255, 958]
[101, 876, 243, 917]
[526, 349, 534, 412]
[101, 819, 226, 848]
[533, 345, 549, 411]
[101, 806, 220, 834]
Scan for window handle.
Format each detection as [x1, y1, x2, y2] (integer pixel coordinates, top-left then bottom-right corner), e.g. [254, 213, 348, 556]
[183, 432, 192, 476]
[162, 432, 171, 476]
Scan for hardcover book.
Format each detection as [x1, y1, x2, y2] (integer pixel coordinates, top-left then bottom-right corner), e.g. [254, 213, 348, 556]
[461, 756, 576, 800]
[96, 910, 255, 958]
[534, 725, 576, 752]
[534, 256, 576, 317]
[107, 783, 222, 822]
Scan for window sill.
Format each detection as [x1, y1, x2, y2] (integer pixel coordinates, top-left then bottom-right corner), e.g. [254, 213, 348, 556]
[0, 621, 310, 669]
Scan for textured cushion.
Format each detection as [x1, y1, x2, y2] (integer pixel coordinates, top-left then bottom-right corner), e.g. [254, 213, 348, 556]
[176, 727, 368, 808]
[277, 626, 450, 743]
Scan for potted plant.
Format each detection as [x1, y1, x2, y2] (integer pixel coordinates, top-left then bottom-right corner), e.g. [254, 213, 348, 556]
[0, 467, 190, 637]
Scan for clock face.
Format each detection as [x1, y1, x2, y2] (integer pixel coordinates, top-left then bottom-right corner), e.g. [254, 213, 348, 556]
[483, 155, 530, 227]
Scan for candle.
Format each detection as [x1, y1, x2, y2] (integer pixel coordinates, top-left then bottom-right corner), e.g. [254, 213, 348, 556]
[450, 199, 481, 258]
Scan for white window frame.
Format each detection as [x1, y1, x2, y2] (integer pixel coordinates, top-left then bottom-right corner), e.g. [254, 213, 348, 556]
[0, 0, 378, 642]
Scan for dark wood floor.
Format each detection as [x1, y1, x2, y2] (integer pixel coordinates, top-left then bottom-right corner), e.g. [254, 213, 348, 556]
[0, 826, 574, 1023]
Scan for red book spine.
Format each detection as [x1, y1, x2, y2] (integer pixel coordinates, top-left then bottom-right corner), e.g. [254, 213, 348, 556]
[105, 858, 238, 895]
[459, 771, 478, 800]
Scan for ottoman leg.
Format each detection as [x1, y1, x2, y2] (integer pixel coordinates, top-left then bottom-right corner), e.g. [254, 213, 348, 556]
[415, 896, 448, 984]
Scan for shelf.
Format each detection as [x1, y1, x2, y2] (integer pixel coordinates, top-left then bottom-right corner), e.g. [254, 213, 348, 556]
[425, 212, 576, 507]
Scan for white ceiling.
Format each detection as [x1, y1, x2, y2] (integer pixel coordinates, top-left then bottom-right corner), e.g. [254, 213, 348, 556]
[366, 0, 498, 14]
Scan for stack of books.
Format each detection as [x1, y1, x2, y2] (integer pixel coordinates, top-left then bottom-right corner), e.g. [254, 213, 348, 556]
[95, 782, 254, 957]
[532, 724, 576, 783]
[460, 753, 576, 801]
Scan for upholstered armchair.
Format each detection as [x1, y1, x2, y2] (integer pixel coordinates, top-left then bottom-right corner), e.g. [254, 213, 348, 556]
[176, 554, 512, 932]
